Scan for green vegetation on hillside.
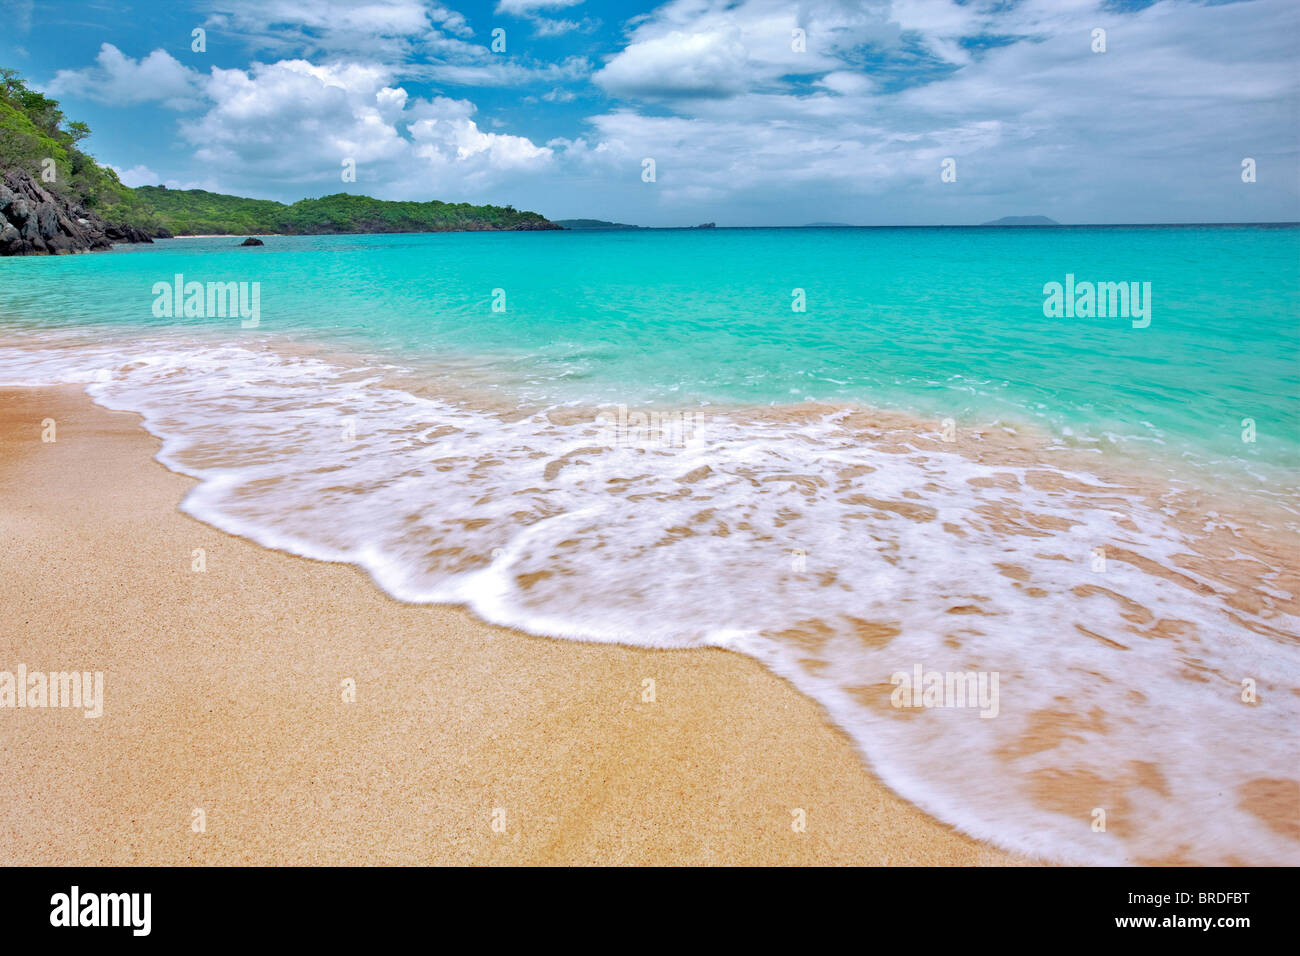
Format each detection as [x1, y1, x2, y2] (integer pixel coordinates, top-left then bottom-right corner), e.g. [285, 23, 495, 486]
[1, 67, 555, 237]
[0, 68, 163, 230]
[136, 186, 555, 235]
[127, 187, 284, 236]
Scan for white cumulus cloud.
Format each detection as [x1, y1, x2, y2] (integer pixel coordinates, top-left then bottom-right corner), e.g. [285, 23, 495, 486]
[48, 44, 202, 109]
[109, 164, 162, 187]
[174, 58, 552, 200]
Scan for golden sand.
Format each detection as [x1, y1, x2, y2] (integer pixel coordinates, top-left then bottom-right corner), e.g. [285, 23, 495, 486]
[0, 386, 1027, 865]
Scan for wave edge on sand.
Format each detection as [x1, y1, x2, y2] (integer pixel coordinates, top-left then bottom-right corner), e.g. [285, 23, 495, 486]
[2, 333, 1297, 866]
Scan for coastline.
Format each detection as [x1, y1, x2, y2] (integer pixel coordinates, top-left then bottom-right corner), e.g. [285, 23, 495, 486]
[163, 234, 290, 239]
[0, 385, 1028, 865]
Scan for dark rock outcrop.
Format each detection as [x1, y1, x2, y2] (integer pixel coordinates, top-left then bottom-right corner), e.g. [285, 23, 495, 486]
[0, 168, 155, 256]
[509, 219, 564, 231]
[104, 223, 154, 244]
[239, 237, 265, 246]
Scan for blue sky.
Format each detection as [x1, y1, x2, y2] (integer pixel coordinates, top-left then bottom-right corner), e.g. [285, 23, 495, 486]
[2, 0, 1296, 225]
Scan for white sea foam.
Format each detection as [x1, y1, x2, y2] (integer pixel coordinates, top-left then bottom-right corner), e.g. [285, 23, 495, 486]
[2, 334, 1297, 865]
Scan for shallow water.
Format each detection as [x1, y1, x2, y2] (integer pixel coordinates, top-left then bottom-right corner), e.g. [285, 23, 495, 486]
[2, 226, 1297, 863]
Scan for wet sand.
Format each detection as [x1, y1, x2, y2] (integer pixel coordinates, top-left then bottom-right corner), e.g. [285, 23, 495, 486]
[0, 385, 1026, 865]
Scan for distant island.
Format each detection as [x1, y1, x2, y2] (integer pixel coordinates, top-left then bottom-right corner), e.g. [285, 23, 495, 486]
[0, 68, 557, 255]
[981, 215, 1061, 226]
[555, 219, 643, 230]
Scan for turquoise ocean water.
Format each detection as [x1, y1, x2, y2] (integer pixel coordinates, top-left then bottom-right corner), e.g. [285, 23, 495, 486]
[1, 226, 1297, 486]
[1, 226, 1297, 864]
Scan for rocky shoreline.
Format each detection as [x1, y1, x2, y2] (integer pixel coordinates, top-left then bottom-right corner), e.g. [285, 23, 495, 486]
[0, 169, 165, 256]
[0, 166, 562, 256]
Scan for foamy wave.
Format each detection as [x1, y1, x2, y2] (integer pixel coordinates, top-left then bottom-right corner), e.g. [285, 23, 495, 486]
[2, 335, 1297, 865]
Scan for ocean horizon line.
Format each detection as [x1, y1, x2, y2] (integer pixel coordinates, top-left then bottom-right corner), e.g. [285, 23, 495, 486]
[552, 220, 1300, 230]
[147, 220, 1300, 239]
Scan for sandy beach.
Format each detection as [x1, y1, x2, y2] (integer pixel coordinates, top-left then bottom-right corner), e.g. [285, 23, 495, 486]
[0, 385, 1024, 865]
